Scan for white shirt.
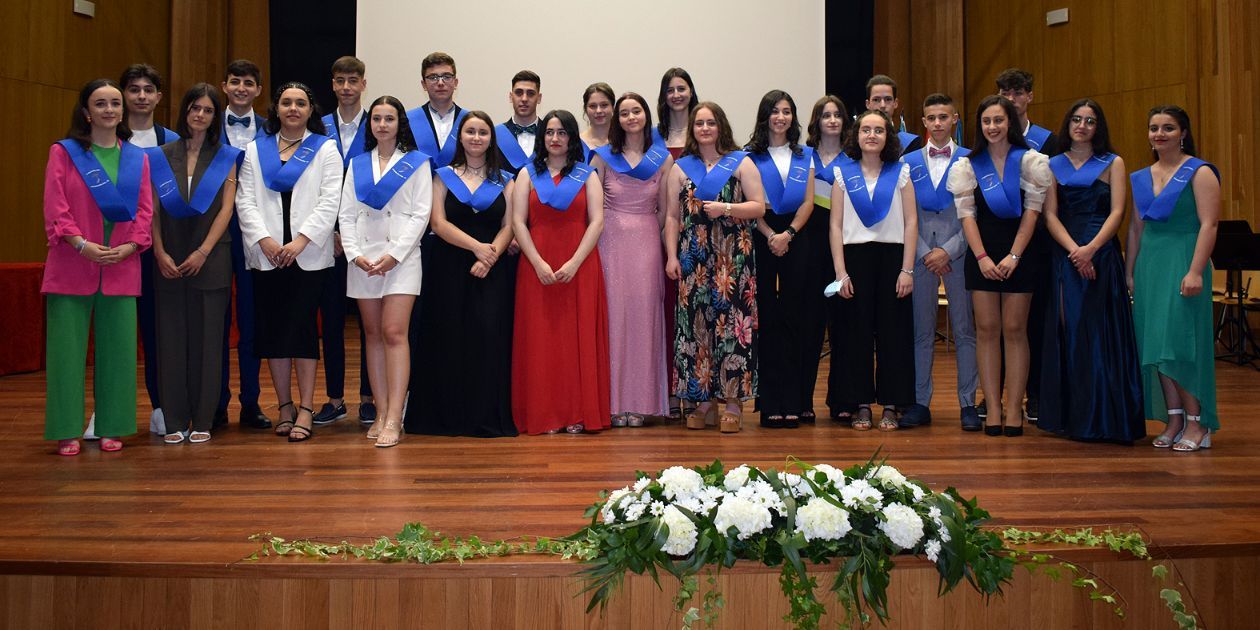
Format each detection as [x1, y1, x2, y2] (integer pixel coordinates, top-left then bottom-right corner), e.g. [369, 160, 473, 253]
[336, 109, 363, 158]
[129, 126, 158, 148]
[428, 104, 457, 149]
[925, 139, 957, 187]
[837, 162, 911, 245]
[225, 108, 257, 149]
[768, 144, 792, 184]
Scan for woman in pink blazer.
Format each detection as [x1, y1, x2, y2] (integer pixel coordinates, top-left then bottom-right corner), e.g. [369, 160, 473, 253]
[42, 78, 153, 456]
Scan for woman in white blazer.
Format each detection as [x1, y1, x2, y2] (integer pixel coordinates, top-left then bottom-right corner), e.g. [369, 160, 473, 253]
[235, 81, 342, 442]
[338, 95, 432, 447]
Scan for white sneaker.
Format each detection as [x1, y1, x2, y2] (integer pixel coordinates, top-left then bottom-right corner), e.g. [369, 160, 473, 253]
[149, 408, 166, 435]
[83, 413, 98, 440]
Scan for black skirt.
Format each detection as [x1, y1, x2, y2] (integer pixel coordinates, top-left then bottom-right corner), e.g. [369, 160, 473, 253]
[251, 265, 327, 359]
[963, 187, 1044, 293]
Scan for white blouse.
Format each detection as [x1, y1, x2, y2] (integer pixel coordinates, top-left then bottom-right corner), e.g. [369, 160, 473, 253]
[946, 149, 1052, 220]
[836, 161, 911, 245]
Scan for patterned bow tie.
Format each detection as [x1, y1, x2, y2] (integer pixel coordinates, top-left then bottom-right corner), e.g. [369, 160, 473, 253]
[507, 121, 537, 137]
[227, 114, 252, 128]
[928, 145, 951, 158]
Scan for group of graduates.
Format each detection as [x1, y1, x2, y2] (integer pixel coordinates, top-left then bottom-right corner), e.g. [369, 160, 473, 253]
[41, 52, 1220, 455]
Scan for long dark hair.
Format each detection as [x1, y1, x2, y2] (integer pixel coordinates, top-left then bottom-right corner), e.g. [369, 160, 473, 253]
[264, 81, 324, 136]
[531, 110, 585, 176]
[1052, 98, 1114, 157]
[969, 94, 1028, 154]
[449, 110, 506, 184]
[362, 95, 418, 153]
[746, 90, 802, 155]
[682, 101, 739, 158]
[65, 78, 132, 147]
[656, 67, 699, 140]
[1147, 104, 1197, 159]
[806, 95, 848, 149]
[608, 92, 654, 154]
[844, 110, 900, 163]
[175, 83, 223, 144]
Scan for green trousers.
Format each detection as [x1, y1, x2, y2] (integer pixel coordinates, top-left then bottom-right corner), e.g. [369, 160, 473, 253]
[45, 292, 138, 440]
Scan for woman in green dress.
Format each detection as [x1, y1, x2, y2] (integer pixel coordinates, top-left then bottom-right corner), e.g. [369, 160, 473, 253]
[1126, 105, 1220, 452]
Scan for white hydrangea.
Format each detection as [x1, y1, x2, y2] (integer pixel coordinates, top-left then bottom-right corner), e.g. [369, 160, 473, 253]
[879, 503, 925, 549]
[924, 538, 942, 562]
[658, 466, 704, 501]
[601, 487, 632, 523]
[795, 498, 852, 542]
[840, 479, 884, 512]
[778, 472, 817, 499]
[713, 495, 774, 540]
[869, 465, 907, 489]
[735, 479, 786, 515]
[908, 483, 926, 503]
[633, 477, 652, 492]
[659, 505, 698, 556]
[724, 465, 752, 491]
[811, 464, 846, 487]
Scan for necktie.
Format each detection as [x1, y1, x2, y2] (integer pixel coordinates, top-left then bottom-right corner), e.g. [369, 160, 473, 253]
[228, 114, 252, 128]
[928, 145, 951, 159]
[507, 121, 537, 137]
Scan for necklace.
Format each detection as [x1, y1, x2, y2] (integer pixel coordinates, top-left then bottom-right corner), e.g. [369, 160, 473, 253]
[278, 133, 303, 143]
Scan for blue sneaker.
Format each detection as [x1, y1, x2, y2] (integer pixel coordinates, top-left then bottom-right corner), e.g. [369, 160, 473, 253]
[312, 402, 348, 426]
[359, 401, 378, 425]
[960, 406, 982, 432]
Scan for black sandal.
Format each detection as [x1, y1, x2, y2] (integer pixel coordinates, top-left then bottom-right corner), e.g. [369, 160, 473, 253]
[273, 402, 296, 436]
[288, 405, 315, 442]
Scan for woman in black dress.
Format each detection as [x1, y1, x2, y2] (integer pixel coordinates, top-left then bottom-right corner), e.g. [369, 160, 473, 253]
[406, 111, 518, 436]
[946, 95, 1052, 436]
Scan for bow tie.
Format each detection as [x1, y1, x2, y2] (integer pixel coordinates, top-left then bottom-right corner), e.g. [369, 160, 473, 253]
[928, 145, 951, 159]
[507, 121, 537, 137]
[227, 114, 252, 128]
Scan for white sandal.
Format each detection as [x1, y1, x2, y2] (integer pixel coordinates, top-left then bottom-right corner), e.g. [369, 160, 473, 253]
[163, 431, 187, 445]
[1172, 414, 1212, 452]
[188, 431, 212, 444]
[1151, 408, 1185, 448]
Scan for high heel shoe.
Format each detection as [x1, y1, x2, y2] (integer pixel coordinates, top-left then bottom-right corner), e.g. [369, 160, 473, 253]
[1172, 414, 1212, 452]
[375, 419, 403, 448]
[686, 403, 717, 430]
[288, 406, 314, 442]
[720, 402, 743, 434]
[983, 425, 1003, 437]
[1152, 408, 1186, 448]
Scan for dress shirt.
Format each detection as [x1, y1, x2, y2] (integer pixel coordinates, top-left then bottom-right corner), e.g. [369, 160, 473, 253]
[428, 103, 457, 150]
[225, 108, 257, 148]
[336, 108, 364, 158]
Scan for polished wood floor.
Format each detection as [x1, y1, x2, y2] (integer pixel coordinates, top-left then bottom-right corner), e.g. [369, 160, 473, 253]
[2, 323, 1258, 575]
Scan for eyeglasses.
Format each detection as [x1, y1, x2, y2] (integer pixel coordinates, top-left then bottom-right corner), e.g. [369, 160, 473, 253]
[859, 127, 886, 136]
[1070, 115, 1098, 127]
[424, 73, 456, 84]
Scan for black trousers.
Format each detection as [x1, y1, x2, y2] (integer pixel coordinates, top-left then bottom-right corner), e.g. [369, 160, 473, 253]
[799, 207, 833, 415]
[753, 212, 813, 419]
[827, 241, 915, 410]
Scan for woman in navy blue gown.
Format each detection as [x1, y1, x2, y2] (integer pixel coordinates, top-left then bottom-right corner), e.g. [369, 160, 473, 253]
[1039, 99, 1144, 443]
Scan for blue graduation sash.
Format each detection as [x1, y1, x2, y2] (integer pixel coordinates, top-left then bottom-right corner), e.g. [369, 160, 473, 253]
[652, 128, 666, 146]
[350, 150, 430, 211]
[897, 131, 918, 152]
[56, 139, 145, 222]
[970, 148, 1026, 219]
[580, 140, 595, 164]
[1130, 157, 1219, 223]
[676, 151, 749, 201]
[838, 159, 902, 227]
[1049, 152, 1116, 188]
[494, 124, 533, 171]
[528, 162, 594, 211]
[593, 136, 671, 181]
[255, 133, 331, 192]
[812, 151, 853, 209]
[436, 166, 513, 213]
[1025, 124, 1052, 151]
[321, 111, 368, 167]
[156, 125, 180, 146]
[903, 146, 970, 212]
[146, 144, 242, 218]
[406, 106, 466, 168]
[751, 147, 813, 215]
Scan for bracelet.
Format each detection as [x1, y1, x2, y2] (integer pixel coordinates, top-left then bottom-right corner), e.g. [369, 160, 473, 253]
[784, 226, 798, 237]
[900, 268, 914, 276]
[74, 239, 88, 253]
[1008, 252, 1021, 261]
[723, 202, 732, 217]
[975, 252, 988, 261]
[195, 248, 209, 258]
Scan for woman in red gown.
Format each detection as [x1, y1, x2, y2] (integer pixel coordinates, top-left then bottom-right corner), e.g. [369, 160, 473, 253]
[510, 109, 610, 434]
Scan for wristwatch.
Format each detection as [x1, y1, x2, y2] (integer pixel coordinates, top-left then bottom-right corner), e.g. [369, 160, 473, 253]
[784, 226, 798, 238]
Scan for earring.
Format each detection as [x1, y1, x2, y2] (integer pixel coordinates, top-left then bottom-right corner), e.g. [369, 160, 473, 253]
[1180, 139, 1184, 149]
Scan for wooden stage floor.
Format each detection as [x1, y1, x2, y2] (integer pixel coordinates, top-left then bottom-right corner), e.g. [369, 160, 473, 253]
[1, 338, 1258, 628]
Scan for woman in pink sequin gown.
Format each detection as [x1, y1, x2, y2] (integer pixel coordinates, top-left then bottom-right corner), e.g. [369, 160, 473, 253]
[592, 93, 674, 425]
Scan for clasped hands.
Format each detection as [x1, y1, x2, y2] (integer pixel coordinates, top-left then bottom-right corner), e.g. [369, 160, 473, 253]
[80, 241, 137, 266]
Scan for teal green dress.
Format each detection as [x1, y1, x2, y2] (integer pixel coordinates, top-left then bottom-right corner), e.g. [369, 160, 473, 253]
[1132, 185, 1217, 429]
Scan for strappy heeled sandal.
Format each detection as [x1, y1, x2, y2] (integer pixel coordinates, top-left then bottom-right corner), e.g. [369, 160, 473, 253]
[288, 405, 315, 442]
[852, 406, 873, 431]
[1152, 408, 1186, 448]
[1172, 414, 1212, 452]
[878, 407, 900, 432]
[720, 402, 743, 434]
[274, 401, 296, 437]
[375, 419, 403, 448]
[686, 403, 717, 430]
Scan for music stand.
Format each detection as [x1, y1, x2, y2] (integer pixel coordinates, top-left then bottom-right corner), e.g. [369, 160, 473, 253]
[1212, 220, 1260, 368]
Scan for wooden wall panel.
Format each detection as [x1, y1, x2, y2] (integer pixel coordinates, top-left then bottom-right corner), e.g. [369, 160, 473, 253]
[873, 0, 965, 136]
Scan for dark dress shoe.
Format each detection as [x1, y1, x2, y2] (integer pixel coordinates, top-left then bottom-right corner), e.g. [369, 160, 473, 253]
[312, 402, 348, 426]
[358, 401, 378, 425]
[984, 425, 1003, 437]
[1004, 425, 1024, 437]
[212, 408, 229, 429]
[960, 406, 982, 432]
[239, 406, 273, 429]
[898, 404, 932, 428]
